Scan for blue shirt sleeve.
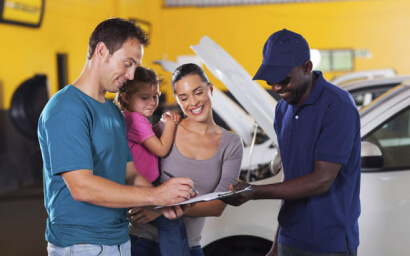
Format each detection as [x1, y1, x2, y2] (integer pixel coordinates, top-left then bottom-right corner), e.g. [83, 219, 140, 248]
[44, 111, 93, 175]
[314, 103, 360, 165]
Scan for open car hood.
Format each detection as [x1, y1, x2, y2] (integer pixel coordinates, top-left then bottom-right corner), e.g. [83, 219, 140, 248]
[190, 36, 278, 145]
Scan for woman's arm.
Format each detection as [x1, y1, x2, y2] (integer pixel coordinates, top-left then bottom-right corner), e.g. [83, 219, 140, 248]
[186, 133, 243, 217]
[185, 199, 227, 217]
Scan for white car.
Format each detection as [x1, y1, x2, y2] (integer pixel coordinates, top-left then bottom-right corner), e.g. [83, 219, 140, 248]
[330, 68, 396, 86]
[340, 75, 410, 109]
[191, 36, 410, 256]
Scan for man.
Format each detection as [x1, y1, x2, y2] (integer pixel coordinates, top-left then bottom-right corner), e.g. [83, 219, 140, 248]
[223, 29, 361, 256]
[38, 18, 195, 255]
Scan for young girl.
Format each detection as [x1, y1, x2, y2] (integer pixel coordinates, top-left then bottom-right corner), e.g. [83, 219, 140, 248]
[114, 66, 190, 256]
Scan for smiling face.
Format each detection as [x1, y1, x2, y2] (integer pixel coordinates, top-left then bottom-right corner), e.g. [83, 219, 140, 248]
[174, 74, 213, 122]
[100, 38, 144, 94]
[267, 61, 313, 106]
[124, 83, 160, 117]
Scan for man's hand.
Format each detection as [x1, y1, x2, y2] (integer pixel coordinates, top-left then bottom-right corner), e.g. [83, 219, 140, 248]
[221, 181, 254, 207]
[153, 177, 195, 206]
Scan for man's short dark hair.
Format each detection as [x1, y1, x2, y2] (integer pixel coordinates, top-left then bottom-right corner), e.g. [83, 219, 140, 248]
[87, 17, 150, 59]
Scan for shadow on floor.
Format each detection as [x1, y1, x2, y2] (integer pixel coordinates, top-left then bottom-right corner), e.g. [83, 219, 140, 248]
[0, 182, 47, 256]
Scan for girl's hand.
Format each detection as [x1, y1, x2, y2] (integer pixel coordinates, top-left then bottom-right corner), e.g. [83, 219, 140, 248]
[161, 111, 181, 124]
[128, 207, 161, 224]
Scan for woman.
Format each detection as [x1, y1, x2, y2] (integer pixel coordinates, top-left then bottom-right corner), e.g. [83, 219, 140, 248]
[128, 63, 243, 256]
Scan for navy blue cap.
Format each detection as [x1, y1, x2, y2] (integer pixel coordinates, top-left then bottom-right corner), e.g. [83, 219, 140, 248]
[253, 29, 310, 83]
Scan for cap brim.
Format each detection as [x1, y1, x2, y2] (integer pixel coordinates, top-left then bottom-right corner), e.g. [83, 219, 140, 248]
[253, 64, 294, 83]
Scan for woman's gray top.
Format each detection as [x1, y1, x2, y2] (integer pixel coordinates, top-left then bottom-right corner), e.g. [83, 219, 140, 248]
[129, 128, 243, 247]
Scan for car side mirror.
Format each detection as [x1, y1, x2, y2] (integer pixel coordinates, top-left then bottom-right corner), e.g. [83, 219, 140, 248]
[361, 141, 384, 171]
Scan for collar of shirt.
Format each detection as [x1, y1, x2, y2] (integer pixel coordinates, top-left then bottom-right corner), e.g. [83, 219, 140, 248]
[291, 71, 326, 114]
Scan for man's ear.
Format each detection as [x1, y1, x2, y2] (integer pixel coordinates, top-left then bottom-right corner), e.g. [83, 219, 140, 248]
[120, 92, 130, 104]
[95, 42, 109, 61]
[302, 60, 313, 74]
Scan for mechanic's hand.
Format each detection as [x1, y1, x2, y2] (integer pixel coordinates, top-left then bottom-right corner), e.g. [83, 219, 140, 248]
[128, 207, 161, 225]
[221, 181, 253, 207]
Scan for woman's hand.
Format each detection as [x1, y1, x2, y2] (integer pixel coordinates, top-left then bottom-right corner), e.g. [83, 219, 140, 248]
[161, 204, 192, 219]
[128, 207, 161, 224]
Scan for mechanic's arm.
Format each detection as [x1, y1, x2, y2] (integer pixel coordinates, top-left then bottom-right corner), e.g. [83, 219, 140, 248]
[255, 161, 341, 199]
[223, 160, 341, 206]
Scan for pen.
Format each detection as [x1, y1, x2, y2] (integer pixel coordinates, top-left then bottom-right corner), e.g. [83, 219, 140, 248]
[163, 171, 199, 194]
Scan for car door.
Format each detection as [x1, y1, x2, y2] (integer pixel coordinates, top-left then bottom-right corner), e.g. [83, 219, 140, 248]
[360, 90, 410, 256]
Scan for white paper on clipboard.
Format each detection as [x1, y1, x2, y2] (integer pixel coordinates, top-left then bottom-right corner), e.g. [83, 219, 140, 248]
[155, 186, 252, 209]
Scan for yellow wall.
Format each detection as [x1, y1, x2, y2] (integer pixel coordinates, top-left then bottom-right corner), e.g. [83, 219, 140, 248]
[2, 0, 410, 108]
[133, 0, 410, 102]
[0, 0, 117, 108]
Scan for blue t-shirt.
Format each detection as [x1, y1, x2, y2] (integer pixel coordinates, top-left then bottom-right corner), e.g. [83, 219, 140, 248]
[274, 72, 361, 253]
[38, 85, 133, 247]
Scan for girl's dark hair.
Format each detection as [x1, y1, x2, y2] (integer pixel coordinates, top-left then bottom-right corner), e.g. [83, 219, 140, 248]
[87, 18, 150, 59]
[171, 63, 209, 93]
[114, 66, 162, 110]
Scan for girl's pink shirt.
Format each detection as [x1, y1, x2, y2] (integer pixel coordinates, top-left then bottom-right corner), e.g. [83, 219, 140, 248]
[123, 111, 159, 183]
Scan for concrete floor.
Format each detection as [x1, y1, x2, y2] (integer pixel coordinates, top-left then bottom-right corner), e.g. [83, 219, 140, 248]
[0, 182, 48, 256]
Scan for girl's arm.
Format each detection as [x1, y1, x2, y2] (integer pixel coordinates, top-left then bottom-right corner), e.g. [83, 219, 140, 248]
[143, 112, 181, 157]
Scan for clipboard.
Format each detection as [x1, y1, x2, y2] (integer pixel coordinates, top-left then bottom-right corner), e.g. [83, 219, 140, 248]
[155, 186, 252, 208]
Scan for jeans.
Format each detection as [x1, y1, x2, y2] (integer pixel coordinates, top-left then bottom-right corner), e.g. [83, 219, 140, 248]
[47, 240, 131, 256]
[155, 215, 190, 256]
[130, 236, 160, 256]
[130, 236, 205, 256]
[278, 243, 358, 256]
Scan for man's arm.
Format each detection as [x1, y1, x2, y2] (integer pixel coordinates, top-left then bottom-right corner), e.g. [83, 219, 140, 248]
[125, 161, 190, 219]
[62, 163, 195, 209]
[223, 160, 341, 206]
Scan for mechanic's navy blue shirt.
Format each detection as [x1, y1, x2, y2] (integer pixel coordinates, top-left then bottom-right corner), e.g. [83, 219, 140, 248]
[274, 71, 361, 253]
